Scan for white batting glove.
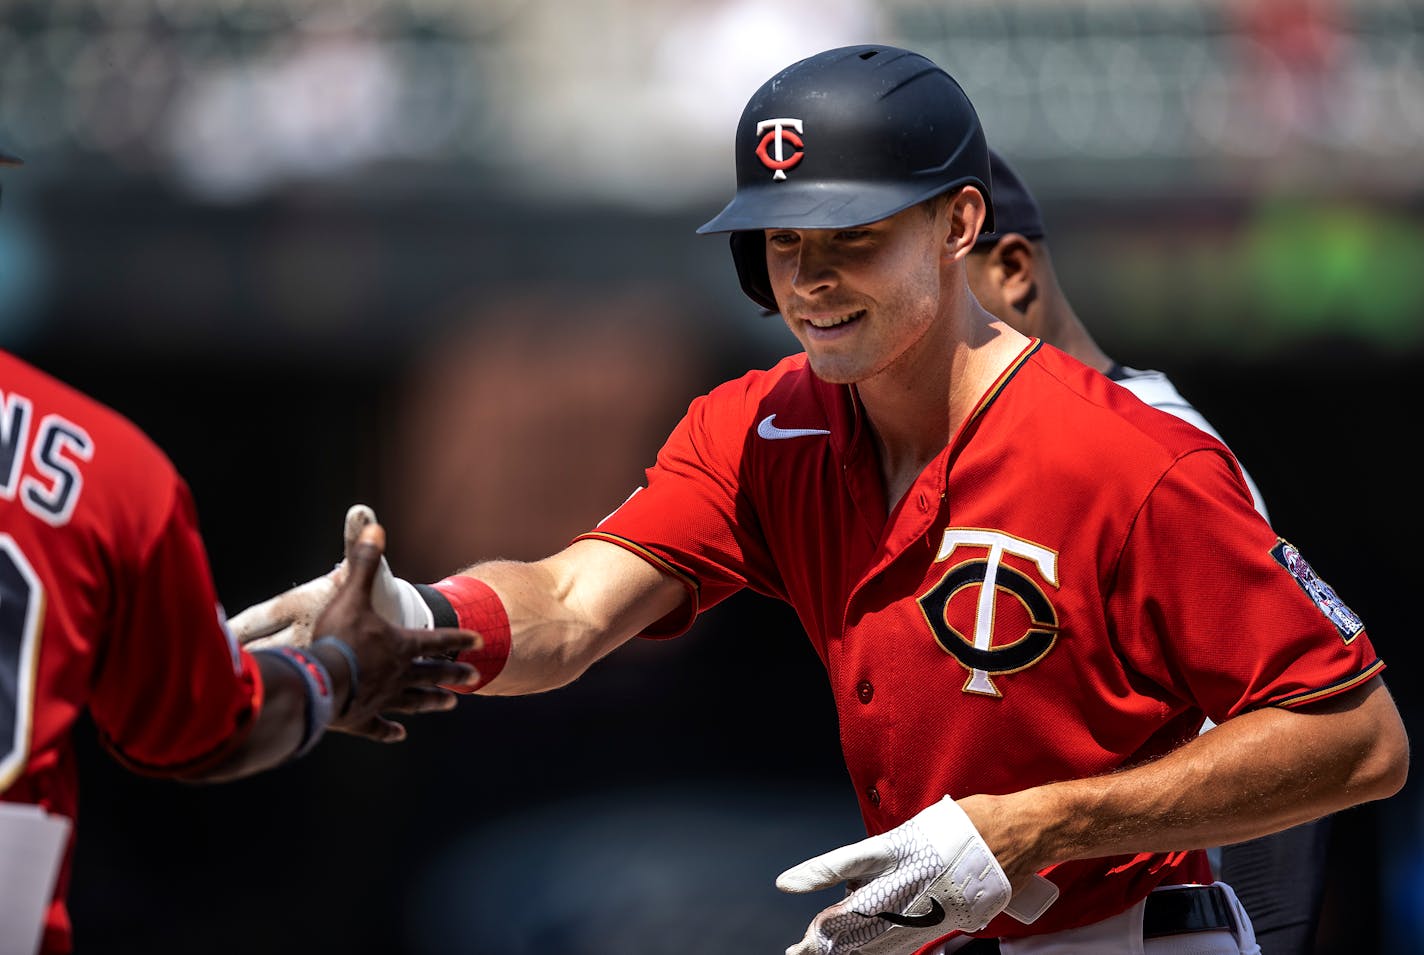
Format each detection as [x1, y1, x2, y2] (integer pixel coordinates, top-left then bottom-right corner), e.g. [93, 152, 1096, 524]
[777, 797, 1058, 955]
[227, 504, 433, 649]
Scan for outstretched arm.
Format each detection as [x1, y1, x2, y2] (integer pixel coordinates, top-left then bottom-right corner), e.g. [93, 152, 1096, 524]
[960, 676, 1408, 887]
[226, 504, 690, 697]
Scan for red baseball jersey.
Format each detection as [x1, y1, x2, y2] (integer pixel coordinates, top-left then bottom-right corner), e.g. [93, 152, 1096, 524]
[579, 340, 1381, 939]
[0, 351, 263, 954]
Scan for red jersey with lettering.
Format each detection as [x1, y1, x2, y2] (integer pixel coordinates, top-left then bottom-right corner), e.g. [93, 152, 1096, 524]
[0, 351, 263, 954]
[579, 340, 1381, 939]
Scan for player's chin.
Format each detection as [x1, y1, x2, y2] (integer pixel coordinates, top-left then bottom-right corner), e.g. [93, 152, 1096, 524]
[803, 350, 873, 386]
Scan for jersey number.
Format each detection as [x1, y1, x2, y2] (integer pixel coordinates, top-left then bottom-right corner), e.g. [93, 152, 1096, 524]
[0, 535, 43, 792]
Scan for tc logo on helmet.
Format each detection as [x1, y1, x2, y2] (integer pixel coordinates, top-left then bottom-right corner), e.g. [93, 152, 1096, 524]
[755, 118, 803, 180]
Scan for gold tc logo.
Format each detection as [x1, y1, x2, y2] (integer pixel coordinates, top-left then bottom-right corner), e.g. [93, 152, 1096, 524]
[917, 529, 1061, 697]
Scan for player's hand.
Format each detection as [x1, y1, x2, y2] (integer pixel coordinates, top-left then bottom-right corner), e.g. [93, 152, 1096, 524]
[776, 797, 1058, 955]
[312, 522, 480, 742]
[228, 504, 432, 649]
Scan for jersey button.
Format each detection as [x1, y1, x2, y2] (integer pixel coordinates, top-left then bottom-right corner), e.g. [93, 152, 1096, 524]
[867, 786, 881, 807]
[917, 492, 929, 511]
[856, 680, 874, 704]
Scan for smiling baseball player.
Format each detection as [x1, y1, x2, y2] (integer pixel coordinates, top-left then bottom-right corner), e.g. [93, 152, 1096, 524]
[230, 44, 1409, 955]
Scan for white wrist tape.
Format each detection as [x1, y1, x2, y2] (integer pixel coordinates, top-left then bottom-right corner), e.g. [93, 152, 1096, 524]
[390, 574, 435, 629]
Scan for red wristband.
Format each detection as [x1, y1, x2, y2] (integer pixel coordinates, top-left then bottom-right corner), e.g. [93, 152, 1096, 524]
[431, 575, 511, 693]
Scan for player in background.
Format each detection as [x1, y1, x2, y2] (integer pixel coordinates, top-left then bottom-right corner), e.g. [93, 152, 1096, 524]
[230, 46, 1408, 955]
[965, 150, 1270, 520]
[0, 148, 481, 955]
[964, 149, 1328, 955]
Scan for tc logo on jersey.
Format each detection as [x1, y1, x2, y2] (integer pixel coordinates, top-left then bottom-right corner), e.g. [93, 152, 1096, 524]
[755, 118, 804, 180]
[917, 529, 1061, 697]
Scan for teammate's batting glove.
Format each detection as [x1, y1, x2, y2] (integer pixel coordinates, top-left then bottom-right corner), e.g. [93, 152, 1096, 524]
[227, 504, 433, 649]
[777, 797, 1058, 955]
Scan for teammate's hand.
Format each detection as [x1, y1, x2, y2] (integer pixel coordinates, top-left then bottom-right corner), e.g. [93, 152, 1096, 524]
[776, 797, 1057, 955]
[312, 522, 480, 742]
[227, 504, 432, 649]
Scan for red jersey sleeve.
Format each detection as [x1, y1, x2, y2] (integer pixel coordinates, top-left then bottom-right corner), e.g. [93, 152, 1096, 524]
[1109, 447, 1381, 723]
[579, 377, 785, 636]
[87, 480, 261, 776]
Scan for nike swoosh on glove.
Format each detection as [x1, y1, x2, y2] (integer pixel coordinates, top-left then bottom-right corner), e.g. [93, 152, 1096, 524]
[777, 796, 1058, 955]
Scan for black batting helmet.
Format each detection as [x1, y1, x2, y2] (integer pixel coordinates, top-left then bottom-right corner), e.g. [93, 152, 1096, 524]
[697, 45, 993, 311]
[974, 149, 1046, 250]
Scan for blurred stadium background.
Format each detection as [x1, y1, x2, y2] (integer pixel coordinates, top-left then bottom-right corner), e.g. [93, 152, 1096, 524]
[1, 0, 1420, 951]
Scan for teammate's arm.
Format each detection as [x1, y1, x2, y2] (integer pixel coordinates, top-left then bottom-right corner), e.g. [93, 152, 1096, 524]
[183, 524, 480, 783]
[959, 676, 1408, 889]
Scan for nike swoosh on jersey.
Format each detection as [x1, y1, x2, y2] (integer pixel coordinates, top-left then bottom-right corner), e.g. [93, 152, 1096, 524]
[757, 414, 831, 440]
[854, 897, 946, 928]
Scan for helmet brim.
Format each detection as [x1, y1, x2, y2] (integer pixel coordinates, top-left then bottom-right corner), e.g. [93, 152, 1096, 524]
[697, 177, 985, 235]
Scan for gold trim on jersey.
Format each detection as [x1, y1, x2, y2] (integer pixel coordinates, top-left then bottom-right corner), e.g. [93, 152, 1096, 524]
[1273, 660, 1386, 708]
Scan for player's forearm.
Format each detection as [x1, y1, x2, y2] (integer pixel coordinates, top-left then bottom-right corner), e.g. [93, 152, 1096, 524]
[184, 648, 350, 782]
[455, 559, 620, 694]
[451, 545, 685, 696]
[967, 678, 1408, 882]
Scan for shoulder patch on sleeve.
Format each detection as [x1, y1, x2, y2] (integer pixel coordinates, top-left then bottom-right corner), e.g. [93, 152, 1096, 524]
[1271, 539, 1364, 642]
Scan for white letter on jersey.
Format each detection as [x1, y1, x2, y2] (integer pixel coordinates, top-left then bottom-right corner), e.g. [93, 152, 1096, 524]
[22, 415, 94, 528]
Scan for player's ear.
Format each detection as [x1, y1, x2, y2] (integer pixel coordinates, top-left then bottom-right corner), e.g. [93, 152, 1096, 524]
[943, 186, 988, 261]
[991, 234, 1039, 315]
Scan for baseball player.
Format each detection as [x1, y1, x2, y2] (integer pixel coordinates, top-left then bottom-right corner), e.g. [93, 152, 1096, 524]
[231, 46, 1408, 954]
[0, 149, 480, 955]
[965, 150, 1330, 954]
